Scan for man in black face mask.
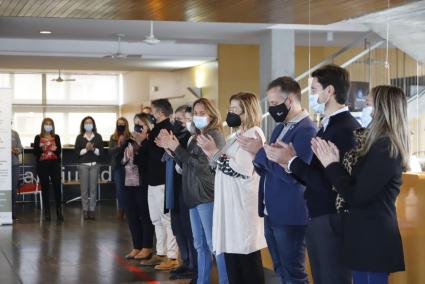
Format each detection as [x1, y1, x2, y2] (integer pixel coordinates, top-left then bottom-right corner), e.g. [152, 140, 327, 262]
[238, 76, 317, 284]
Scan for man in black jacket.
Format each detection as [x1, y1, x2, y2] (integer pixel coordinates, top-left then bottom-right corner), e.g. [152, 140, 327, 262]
[138, 99, 179, 270]
[266, 65, 361, 284]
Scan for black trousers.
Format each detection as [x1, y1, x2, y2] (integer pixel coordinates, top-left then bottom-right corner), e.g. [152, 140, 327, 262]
[170, 190, 197, 271]
[124, 186, 154, 249]
[37, 160, 62, 212]
[224, 250, 265, 284]
[306, 214, 352, 284]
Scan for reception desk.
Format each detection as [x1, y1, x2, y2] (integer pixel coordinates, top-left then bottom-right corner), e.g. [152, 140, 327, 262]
[261, 172, 425, 283]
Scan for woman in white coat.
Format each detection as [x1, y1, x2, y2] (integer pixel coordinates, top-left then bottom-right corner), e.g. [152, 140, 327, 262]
[198, 92, 267, 284]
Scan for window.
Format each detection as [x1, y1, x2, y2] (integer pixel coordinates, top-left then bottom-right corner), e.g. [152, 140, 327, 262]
[13, 74, 42, 104]
[13, 110, 44, 147]
[0, 73, 11, 88]
[46, 74, 119, 105]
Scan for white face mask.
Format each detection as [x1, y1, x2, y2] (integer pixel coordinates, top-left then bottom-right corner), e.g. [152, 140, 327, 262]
[185, 121, 194, 133]
[309, 93, 325, 114]
[361, 106, 373, 127]
[44, 125, 53, 133]
[192, 116, 209, 130]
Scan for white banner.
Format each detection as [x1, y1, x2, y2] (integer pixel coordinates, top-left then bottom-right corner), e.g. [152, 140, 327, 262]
[0, 88, 12, 225]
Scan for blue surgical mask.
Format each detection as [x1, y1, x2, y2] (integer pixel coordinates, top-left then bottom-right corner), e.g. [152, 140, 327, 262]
[309, 93, 325, 114]
[361, 106, 373, 128]
[44, 125, 53, 133]
[84, 124, 93, 132]
[192, 116, 209, 130]
[186, 121, 194, 133]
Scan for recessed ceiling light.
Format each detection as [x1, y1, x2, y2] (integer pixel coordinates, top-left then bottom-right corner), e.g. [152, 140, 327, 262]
[40, 30, 52, 34]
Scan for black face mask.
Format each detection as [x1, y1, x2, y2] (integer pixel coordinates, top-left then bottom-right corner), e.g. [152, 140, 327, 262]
[268, 99, 290, 123]
[148, 114, 156, 125]
[116, 125, 125, 133]
[226, 112, 242, 127]
[134, 125, 143, 133]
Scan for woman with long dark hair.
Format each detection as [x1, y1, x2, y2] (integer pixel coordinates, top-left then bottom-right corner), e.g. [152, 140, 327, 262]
[74, 116, 103, 220]
[33, 118, 63, 222]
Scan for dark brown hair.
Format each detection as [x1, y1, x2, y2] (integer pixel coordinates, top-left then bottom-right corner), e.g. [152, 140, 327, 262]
[267, 76, 302, 101]
[312, 64, 350, 104]
[80, 116, 97, 134]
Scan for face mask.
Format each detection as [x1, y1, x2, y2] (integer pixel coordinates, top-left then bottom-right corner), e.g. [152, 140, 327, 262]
[117, 125, 125, 133]
[84, 124, 93, 132]
[186, 121, 194, 133]
[174, 120, 183, 128]
[193, 116, 209, 130]
[361, 106, 373, 128]
[44, 125, 53, 133]
[226, 112, 242, 127]
[148, 114, 156, 125]
[268, 98, 290, 123]
[134, 124, 143, 133]
[309, 93, 325, 114]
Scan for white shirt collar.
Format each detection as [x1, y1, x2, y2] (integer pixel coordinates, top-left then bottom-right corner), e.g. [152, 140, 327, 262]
[321, 106, 349, 131]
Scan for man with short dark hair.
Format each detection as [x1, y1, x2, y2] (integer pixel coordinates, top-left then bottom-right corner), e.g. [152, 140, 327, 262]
[266, 65, 361, 284]
[138, 99, 179, 270]
[238, 76, 316, 284]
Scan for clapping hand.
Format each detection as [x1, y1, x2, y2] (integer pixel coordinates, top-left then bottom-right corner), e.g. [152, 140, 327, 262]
[197, 134, 218, 158]
[155, 130, 180, 151]
[311, 138, 340, 168]
[264, 141, 297, 166]
[237, 131, 263, 156]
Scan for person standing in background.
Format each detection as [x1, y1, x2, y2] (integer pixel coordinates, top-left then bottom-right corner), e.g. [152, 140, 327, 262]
[137, 99, 179, 271]
[33, 118, 63, 222]
[11, 128, 22, 220]
[75, 116, 104, 220]
[109, 117, 131, 220]
[167, 105, 197, 281]
[122, 113, 155, 261]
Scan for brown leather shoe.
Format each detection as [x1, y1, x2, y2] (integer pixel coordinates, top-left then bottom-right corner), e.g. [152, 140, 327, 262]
[125, 249, 141, 259]
[154, 258, 179, 271]
[139, 255, 166, 266]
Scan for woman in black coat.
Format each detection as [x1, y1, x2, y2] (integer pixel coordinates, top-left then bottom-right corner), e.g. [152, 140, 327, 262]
[33, 117, 63, 222]
[312, 85, 409, 284]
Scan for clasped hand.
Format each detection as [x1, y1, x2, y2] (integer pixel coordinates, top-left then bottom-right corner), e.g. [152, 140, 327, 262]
[311, 137, 340, 167]
[155, 129, 179, 151]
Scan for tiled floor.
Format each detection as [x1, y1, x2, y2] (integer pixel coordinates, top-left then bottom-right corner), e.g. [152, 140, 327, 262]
[0, 201, 279, 284]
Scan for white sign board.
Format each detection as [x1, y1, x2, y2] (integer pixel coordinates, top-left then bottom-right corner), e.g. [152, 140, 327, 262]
[0, 88, 12, 225]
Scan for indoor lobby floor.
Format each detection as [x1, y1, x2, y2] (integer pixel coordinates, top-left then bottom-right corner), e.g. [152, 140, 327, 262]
[0, 201, 279, 284]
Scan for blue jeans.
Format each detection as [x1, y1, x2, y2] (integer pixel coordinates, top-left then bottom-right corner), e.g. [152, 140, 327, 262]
[264, 216, 308, 284]
[353, 271, 388, 284]
[189, 202, 228, 284]
[113, 167, 126, 210]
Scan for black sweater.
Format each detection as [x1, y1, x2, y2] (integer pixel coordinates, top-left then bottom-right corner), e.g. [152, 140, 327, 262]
[138, 118, 173, 186]
[325, 138, 404, 272]
[74, 133, 104, 163]
[290, 111, 361, 218]
[33, 134, 62, 162]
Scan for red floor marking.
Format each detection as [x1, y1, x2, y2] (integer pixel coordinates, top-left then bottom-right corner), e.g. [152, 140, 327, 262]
[97, 244, 161, 284]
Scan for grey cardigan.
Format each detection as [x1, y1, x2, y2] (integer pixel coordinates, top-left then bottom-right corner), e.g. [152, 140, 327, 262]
[174, 128, 225, 209]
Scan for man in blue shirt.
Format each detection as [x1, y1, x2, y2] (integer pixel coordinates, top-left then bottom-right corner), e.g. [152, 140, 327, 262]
[238, 77, 316, 284]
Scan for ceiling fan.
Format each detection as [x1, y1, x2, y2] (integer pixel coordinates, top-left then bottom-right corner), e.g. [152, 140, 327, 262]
[51, 70, 75, 82]
[104, 33, 143, 59]
[143, 21, 175, 45]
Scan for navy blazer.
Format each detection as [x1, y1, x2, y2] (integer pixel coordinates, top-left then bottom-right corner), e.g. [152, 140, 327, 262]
[254, 116, 317, 226]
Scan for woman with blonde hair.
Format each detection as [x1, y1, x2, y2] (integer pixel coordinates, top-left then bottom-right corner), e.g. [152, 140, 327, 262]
[155, 98, 228, 284]
[109, 117, 131, 219]
[33, 117, 63, 222]
[198, 92, 267, 284]
[312, 85, 409, 284]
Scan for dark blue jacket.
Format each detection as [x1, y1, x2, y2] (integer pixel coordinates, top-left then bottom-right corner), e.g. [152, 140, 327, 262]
[254, 116, 317, 226]
[290, 111, 361, 218]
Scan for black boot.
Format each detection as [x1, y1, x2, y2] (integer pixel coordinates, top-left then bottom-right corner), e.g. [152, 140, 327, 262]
[44, 209, 51, 222]
[56, 207, 64, 222]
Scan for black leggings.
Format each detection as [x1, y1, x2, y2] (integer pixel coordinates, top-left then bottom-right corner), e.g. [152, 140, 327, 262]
[224, 250, 265, 284]
[37, 160, 62, 212]
[124, 186, 154, 249]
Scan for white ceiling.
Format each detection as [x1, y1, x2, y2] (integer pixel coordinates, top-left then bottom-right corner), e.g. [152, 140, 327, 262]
[0, 16, 371, 71]
[351, 1, 425, 64]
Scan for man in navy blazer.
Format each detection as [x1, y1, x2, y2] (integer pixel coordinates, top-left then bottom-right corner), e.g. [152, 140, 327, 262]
[238, 77, 316, 284]
[266, 65, 360, 284]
